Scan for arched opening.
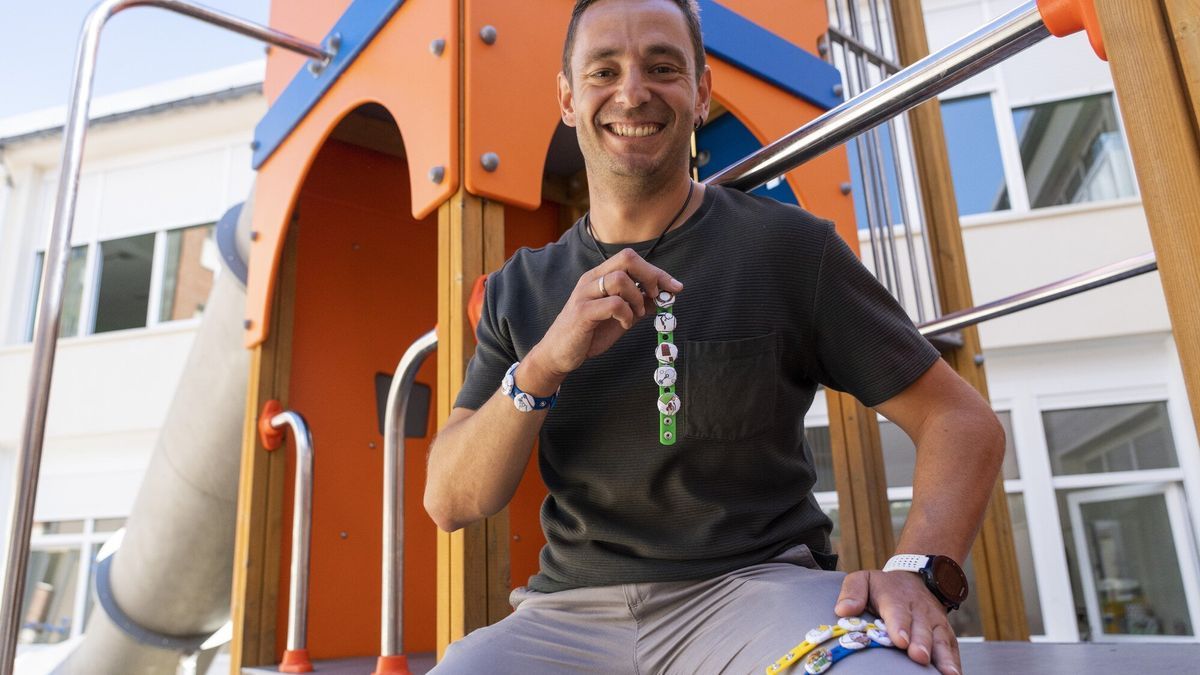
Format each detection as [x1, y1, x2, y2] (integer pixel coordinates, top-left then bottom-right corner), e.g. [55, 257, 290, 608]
[274, 102, 440, 659]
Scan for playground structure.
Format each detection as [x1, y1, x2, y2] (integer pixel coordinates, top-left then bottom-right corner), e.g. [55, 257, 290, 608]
[4, 0, 1200, 673]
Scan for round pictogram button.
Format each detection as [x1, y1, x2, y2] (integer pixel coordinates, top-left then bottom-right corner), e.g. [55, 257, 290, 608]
[837, 617, 868, 632]
[657, 392, 681, 416]
[654, 291, 676, 308]
[867, 627, 892, 647]
[805, 624, 834, 645]
[654, 312, 677, 333]
[513, 392, 535, 413]
[839, 631, 870, 651]
[803, 648, 832, 674]
[653, 366, 677, 387]
[655, 342, 678, 364]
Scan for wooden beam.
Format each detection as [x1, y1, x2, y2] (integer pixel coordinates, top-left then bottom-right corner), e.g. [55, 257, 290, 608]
[1098, 0, 1200, 476]
[826, 390, 894, 572]
[888, 0, 1029, 641]
[436, 191, 512, 656]
[230, 221, 298, 667]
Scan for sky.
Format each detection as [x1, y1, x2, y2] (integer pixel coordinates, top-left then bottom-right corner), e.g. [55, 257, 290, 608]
[0, 0, 270, 119]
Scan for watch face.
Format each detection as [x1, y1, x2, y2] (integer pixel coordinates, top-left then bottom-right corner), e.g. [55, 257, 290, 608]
[930, 556, 969, 604]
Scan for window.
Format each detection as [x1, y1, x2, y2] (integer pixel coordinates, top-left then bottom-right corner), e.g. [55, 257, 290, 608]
[26, 246, 88, 341]
[1012, 93, 1137, 209]
[24, 223, 216, 341]
[1043, 402, 1179, 476]
[18, 518, 124, 646]
[940, 95, 1010, 216]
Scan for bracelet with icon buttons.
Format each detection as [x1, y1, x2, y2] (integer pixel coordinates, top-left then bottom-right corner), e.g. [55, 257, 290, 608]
[765, 616, 899, 674]
[652, 290, 679, 445]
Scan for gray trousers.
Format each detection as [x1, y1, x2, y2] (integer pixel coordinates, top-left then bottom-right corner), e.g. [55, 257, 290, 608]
[431, 545, 936, 674]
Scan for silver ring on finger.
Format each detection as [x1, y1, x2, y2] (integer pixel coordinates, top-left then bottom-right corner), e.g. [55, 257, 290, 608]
[598, 273, 609, 297]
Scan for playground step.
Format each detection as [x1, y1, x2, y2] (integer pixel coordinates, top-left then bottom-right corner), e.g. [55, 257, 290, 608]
[240, 653, 436, 675]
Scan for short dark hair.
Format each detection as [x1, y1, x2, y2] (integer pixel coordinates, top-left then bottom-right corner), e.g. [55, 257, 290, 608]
[562, 0, 705, 83]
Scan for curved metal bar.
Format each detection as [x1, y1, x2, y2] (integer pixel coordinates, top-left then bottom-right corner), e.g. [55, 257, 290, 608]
[918, 252, 1159, 337]
[381, 329, 438, 657]
[707, 0, 1049, 192]
[269, 410, 315, 653]
[0, 2, 331, 671]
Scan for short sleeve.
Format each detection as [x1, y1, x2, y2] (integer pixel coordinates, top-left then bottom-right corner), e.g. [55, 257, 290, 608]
[453, 272, 518, 410]
[810, 225, 940, 407]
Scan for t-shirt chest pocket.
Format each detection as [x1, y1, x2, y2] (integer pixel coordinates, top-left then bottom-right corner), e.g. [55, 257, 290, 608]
[682, 333, 779, 441]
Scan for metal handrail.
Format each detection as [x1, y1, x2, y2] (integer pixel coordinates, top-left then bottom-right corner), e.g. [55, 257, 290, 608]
[0, 1, 333, 671]
[707, 0, 1049, 192]
[380, 329, 438, 662]
[919, 252, 1159, 337]
[268, 410, 315, 665]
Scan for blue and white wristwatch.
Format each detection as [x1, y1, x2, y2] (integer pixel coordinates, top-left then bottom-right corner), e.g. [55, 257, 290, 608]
[501, 362, 558, 412]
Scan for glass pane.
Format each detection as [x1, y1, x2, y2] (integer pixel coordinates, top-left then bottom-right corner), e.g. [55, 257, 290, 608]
[847, 122, 907, 231]
[996, 411, 1020, 480]
[805, 425, 836, 493]
[1012, 94, 1137, 208]
[31, 520, 85, 536]
[1007, 493, 1045, 634]
[941, 95, 1010, 216]
[159, 224, 216, 322]
[1043, 402, 1179, 476]
[93, 517, 126, 533]
[27, 247, 88, 341]
[18, 548, 80, 644]
[1058, 488, 1194, 637]
[93, 234, 155, 333]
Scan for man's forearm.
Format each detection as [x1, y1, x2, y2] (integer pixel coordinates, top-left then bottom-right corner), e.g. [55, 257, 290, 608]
[895, 403, 1006, 564]
[423, 356, 565, 532]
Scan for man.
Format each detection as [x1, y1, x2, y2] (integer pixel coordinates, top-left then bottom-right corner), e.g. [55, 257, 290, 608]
[425, 1, 1004, 673]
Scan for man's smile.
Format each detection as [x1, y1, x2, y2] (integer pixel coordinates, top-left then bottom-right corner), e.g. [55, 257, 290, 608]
[603, 122, 665, 138]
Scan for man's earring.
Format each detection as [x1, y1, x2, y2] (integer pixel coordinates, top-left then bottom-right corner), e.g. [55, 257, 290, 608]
[694, 117, 704, 130]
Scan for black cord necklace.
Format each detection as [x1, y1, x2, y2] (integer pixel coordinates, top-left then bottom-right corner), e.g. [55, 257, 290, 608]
[584, 179, 695, 263]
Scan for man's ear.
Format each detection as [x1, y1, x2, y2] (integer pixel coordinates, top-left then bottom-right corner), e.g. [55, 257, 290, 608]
[695, 65, 713, 126]
[557, 72, 577, 127]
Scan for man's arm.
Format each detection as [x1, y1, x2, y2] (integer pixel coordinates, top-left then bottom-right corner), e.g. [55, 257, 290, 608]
[424, 249, 684, 532]
[834, 358, 1005, 675]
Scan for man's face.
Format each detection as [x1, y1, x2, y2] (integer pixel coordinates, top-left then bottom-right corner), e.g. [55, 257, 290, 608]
[558, 0, 711, 185]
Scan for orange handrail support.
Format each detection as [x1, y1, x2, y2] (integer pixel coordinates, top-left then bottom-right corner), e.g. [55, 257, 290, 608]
[1037, 0, 1106, 59]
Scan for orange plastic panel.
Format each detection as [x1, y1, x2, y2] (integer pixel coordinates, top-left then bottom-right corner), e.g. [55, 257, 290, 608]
[709, 55, 859, 253]
[1037, 0, 1106, 60]
[274, 139, 440, 659]
[464, 0, 573, 210]
[264, 1, 354, 104]
[716, 0, 830, 58]
[246, 0, 459, 347]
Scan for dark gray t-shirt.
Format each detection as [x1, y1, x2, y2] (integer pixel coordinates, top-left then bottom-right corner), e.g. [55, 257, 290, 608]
[454, 185, 940, 592]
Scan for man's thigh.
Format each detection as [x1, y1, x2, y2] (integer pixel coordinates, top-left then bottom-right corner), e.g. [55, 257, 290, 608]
[639, 546, 938, 674]
[429, 584, 639, 675]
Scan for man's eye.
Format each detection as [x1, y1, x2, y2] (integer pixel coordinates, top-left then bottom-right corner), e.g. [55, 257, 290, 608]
[591, 69, 615, 79]
[652, 65, 678, 75]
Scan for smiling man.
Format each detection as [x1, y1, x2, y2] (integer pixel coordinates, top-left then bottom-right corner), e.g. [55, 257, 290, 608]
[424, 1, 1004, 673]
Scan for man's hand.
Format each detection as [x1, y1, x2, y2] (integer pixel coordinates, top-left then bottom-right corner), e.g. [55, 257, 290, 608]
[525, 248, 683, 390]
[835, 569, 961, 675]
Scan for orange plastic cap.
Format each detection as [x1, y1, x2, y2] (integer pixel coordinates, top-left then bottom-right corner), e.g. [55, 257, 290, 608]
[373, 654, 413, 675]
[1036, 0, 1107, 60]
[258, 399, 285, 451]
[279, 648, 314, 673]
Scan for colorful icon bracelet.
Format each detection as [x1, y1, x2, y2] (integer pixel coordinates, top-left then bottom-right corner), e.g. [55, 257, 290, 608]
[653, 291, 679, 445]
[765, 617, 896, 674]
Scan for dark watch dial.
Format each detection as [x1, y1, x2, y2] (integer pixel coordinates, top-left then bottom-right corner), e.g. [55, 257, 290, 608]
[924, 555, 969, 610]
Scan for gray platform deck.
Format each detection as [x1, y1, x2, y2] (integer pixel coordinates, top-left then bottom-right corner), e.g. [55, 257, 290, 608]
[241, 642, 1200, 673]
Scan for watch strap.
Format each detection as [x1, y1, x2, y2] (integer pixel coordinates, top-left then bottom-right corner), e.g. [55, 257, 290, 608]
[882, 554, 930, 573]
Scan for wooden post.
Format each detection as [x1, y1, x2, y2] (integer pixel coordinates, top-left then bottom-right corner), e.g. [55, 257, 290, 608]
[230, 223, 298, 667]
[888, 0, 1029, 641]
[826, 391, 894, 571]
[1097, 0, 1200, 464]
[436, 190, 512, 657]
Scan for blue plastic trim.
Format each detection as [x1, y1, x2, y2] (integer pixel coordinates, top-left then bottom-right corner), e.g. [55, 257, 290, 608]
[95, 553, 215, 652]
[698, 0, 843, 110]
[215, 202, 248, 286]
[252, 0, 406, 169]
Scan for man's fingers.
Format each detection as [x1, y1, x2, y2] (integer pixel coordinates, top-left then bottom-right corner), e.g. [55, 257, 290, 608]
[835, 571, 869, 616]
[882, 602, 913, 650]
[931, 622, 961, 675]
[602, 248, 683, 303]
[604, 271, 646, 318]
[906, 611, 934, 666]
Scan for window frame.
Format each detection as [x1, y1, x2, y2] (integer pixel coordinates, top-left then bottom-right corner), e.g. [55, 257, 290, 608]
[23, 517, 124, 645]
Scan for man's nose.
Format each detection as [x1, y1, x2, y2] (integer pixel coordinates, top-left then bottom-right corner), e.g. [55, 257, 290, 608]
[615, 69, 652, 108]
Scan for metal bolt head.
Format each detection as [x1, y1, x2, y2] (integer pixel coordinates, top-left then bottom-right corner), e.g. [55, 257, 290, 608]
[817, 39, 829, 56]
[243, 319, 253, 330]
[480, 25, 498, 45]
[481, 152, 500, 172]
[430, 38, 446, 56]
[250, 230, 260, 242]
[250, 140, 261, 151]
[974, 353, 986, 366]
[840, 182, 853, 195]
[833, 83, 845, 98]
[368, 441, 376, 449]
[429, 165, 446, 184]
[339, 531, 348, 539]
